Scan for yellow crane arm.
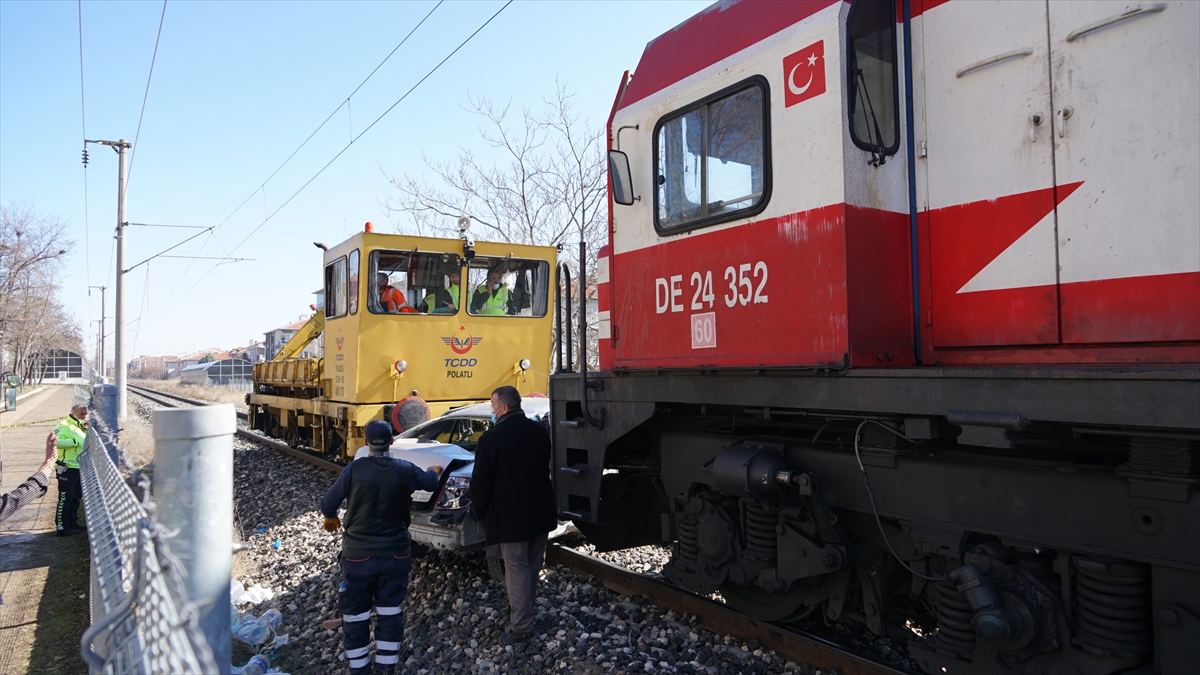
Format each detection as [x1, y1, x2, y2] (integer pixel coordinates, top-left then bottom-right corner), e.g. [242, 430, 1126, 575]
[273, 312, 324, 361]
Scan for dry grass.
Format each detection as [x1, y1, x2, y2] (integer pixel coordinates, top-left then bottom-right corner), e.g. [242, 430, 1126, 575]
[231, 498, 259, 580]
[133, 379, 249, 411]
[120, 414, 156, 470]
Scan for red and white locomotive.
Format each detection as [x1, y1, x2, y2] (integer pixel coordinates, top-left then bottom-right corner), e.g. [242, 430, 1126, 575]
[551, 1, 1199, 673]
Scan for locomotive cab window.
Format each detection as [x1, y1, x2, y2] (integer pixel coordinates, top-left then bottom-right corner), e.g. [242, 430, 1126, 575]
[847, 0, 899, 161]
[368, 249, 463, 315]
[466, 256, 549, 317]
[654, 76, 770, 233]
[324, 256, 348, 319]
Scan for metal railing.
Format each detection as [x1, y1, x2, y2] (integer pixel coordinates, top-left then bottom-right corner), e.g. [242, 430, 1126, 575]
[78, 409, 222, 674]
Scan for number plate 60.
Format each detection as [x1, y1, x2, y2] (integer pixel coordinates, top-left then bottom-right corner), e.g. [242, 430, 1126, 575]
[691, 312, 717, 349]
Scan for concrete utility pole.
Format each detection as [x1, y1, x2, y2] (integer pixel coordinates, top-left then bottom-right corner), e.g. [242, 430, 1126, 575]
[89, 285, 107, 382]
[88, 138, 131, 419]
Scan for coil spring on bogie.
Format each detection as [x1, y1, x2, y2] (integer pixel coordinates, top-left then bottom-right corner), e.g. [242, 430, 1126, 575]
[1073, 556, 1151, 657]
[932, 580, 977, 658]
[677, 516, 699, 563]
[743, 502, 777, 559]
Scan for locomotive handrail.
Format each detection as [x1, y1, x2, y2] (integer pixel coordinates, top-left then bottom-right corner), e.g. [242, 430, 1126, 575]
[1066, 3, 1165, 42]
[577, 241, 604, 429]
[557, 262, 573, 373]
[955, 48, 1033, 78]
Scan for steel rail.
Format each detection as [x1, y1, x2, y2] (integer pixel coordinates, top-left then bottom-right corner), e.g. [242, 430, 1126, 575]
[545, 544, 911, 675]
[127, 384, 345, 473]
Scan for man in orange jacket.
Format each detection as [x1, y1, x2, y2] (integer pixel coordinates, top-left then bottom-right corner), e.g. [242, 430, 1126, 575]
[376, 273, 416, 314]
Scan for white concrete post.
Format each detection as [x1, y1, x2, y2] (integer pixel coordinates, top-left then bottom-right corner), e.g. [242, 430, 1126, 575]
[153, 404, 235, 669]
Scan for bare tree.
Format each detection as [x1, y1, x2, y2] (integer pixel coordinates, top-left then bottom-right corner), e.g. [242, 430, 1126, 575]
[1, 204, 82, 383]
[381, 79, 607, 368]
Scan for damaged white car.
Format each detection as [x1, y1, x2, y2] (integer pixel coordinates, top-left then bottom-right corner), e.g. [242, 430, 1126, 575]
[352, 398, 568, 558]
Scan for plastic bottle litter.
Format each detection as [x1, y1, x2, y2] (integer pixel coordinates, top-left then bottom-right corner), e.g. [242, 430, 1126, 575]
[234, 619, 271, 646]
[230, 579, 245, 604]
[230, 603, 242, 630]
[240, 654, 270, 675]
[260, 608, 282, 631]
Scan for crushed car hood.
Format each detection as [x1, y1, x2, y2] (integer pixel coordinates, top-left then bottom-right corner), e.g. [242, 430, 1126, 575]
[352, 439, 474, 478]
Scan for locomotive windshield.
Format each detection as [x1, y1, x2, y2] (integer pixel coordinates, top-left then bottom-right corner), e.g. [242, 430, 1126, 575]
[367, 249, 464, 315]
[654, 77, 769, 232]
[465, 256, 549, 318]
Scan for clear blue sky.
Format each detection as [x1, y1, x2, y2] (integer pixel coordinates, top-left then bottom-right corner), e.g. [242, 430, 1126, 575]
[0, 0, 708, 361]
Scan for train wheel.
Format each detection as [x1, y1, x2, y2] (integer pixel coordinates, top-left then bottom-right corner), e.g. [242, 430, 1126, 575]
[720, 581, 811, 622]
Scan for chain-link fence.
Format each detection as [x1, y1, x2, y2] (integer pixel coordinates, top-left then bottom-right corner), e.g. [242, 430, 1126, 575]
[78, 412, 221, 674]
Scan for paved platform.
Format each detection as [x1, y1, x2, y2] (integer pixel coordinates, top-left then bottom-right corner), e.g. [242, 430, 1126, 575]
[0, 385, 90, 675]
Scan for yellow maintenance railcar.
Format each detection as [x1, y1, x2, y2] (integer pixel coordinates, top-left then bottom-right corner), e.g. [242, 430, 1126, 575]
[248, 223, 556, 460]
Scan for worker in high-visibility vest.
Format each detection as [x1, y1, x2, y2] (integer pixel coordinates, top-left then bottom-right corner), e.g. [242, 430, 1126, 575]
[470, 268, 512, 316]
[423, 270, 461, 314]
[53, 404, 88, 536]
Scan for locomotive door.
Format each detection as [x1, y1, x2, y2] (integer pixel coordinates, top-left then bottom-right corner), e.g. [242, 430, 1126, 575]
[921, 0, 1062, 348]
[1047, 1, 1200, 345]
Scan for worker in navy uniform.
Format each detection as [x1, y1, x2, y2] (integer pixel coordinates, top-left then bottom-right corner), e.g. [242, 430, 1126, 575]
[54, 404, 88, 536]
[320, 420, 441, 675]
[468, 385, 557, 645]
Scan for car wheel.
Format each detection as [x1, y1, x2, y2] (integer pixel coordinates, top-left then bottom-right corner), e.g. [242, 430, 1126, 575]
[487, 556, 506, 584]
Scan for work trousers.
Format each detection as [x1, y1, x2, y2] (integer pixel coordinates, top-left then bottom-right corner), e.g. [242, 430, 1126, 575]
[338, 554, 411, 675]
[55, 467, 82, 531]
[500, 532, 548, 635]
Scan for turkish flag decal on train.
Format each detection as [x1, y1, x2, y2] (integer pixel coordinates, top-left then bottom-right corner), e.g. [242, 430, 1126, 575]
[782, 40, 825, 107]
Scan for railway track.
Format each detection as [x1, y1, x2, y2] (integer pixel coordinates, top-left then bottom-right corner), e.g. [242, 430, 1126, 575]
[127, 383, 914, 674]
[127, 384, 343, 473]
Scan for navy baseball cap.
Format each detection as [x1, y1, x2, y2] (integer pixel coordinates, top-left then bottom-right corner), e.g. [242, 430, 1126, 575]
[365, 420, 394, 447]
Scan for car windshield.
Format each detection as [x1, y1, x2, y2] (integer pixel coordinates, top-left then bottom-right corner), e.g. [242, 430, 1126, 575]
[400, 416, 490, 451]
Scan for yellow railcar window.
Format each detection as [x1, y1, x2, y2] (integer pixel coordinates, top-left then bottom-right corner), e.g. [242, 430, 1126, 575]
[324, 256, 348, 318]
[348, 249, 360, 315]
[466, 256, 549, 317]
[368, 249, 462, 315]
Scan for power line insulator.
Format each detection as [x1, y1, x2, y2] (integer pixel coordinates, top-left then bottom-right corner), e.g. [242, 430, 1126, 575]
[82, 148, 89, 167]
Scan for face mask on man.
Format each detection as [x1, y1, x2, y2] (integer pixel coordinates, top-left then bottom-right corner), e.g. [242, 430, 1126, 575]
[491, 282, 501, 291]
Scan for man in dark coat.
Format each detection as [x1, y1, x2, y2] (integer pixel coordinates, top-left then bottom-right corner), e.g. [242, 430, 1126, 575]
[469, 385, 557, 644]
[320, 420, 441, 675]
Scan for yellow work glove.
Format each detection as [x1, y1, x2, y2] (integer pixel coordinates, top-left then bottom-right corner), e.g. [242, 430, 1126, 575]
[323, 517, 341, 533]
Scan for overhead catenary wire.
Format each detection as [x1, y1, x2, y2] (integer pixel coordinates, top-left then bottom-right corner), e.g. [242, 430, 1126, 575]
[126, 0, 168, 189]
[143, 0, 512, 325]
[224, 0, 514, 259]
[125, 0, 445, 281]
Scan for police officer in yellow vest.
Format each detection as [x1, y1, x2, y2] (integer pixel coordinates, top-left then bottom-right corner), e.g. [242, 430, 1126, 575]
[423, 270, 461, 314]
[54, 404, 87, 536]
[470, 268, 512, 316]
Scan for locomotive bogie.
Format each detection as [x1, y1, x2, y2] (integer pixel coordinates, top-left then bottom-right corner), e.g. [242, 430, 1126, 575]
[552, 369, 1199, 673]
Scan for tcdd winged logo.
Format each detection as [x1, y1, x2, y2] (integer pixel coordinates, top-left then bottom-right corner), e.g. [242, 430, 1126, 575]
[442, 335, 483, 355]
